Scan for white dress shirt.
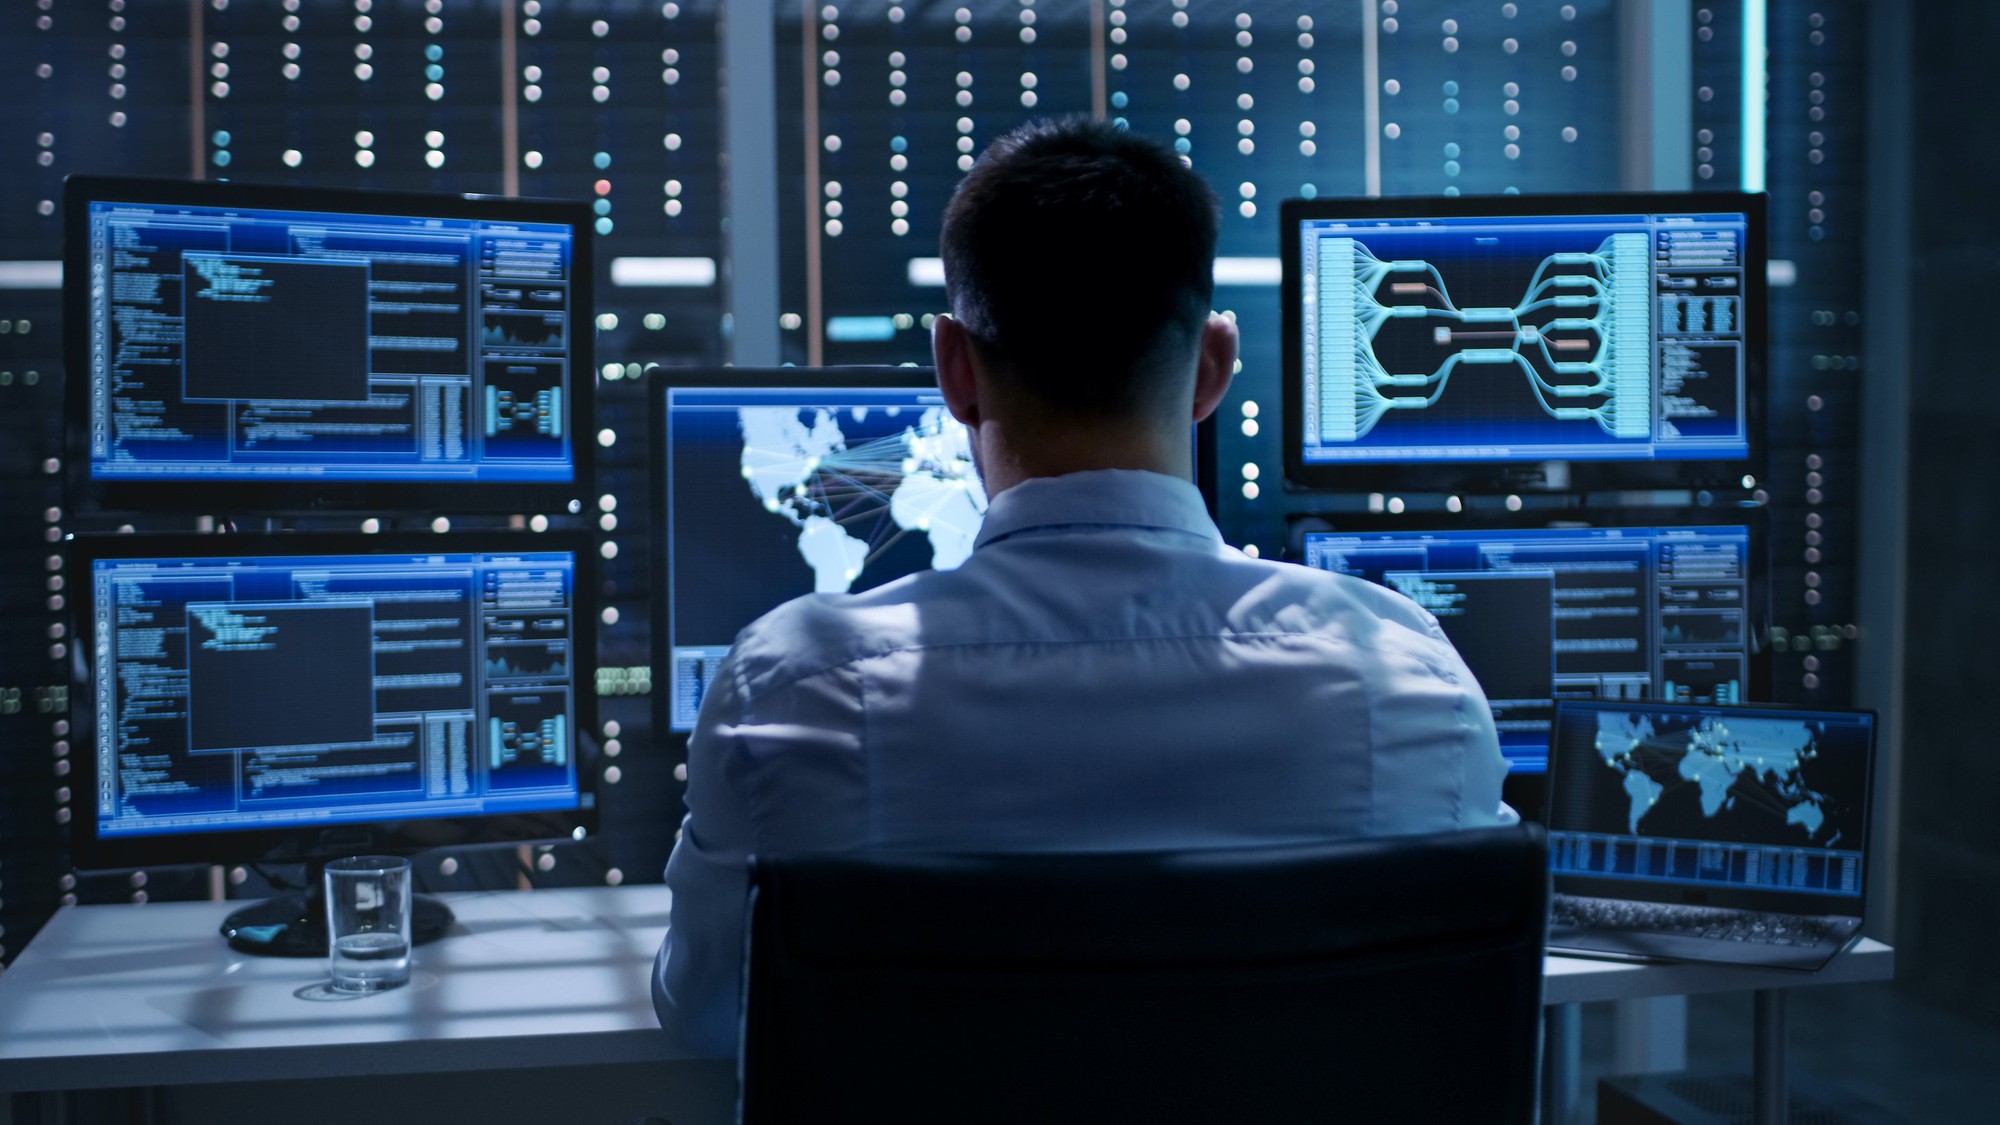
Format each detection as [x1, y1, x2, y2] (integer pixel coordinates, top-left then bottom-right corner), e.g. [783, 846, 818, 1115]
[653, 468, 1514, 1056]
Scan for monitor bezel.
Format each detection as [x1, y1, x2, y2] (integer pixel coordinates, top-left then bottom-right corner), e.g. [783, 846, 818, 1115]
[63, 174, 596, 516]
[66, 529, 599, 872]
[1279, 191, 1768, 494]
[647, 366, 951, 740]
[1545, 697, 1876, 918]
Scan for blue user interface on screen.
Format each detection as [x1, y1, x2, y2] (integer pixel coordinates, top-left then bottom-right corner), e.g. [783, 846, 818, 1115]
[89, 550, 583, 839]
[84, 199, 576, 482]
[1301, 524, 1753, 772]
[1297, 210, 1750, 465]
[1546, 700, 1871, 900]
[662, 384, 986, 731]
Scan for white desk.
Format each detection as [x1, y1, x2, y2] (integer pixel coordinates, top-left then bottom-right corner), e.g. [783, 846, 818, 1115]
[1544, 937, 1893, 1007]
[1541, 938, 1895, 1125]
[0, 886, 1894, 1125]
[0, 886, 683, 1099]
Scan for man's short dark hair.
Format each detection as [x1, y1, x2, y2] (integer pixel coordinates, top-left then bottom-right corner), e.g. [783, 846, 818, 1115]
[940, 117, 1219, 417]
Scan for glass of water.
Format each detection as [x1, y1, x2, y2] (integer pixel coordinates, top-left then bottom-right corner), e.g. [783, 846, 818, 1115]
[324, 855, 413, 992]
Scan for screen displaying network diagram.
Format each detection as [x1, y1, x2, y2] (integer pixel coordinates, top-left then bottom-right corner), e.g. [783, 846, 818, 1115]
[661, 385, 986, 731]
[1301, 524, 1754, 772]
[1298, 210, 1750, 464]
[84, 199, 576, 482]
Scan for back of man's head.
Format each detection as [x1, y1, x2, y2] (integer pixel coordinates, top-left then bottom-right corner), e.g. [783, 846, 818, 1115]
[940, 117, 1219, 420]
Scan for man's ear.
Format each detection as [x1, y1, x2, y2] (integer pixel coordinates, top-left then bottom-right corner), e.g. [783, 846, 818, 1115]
[1191, 312, 1238, 423]
[933, 313, 983, 428]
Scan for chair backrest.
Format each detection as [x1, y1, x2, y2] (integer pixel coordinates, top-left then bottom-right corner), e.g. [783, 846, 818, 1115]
[739, 824, 1548, 1124]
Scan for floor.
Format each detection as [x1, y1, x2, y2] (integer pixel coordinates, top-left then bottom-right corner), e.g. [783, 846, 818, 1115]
[1571, 982, 2000, 1123]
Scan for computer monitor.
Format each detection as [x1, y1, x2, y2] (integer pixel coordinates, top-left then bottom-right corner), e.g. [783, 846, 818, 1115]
[69, 531, 596, 954]
[1546, 699, 1873, 915]
[1296, 511, 1768, 776]
[1280, 192, 1765, 493]
[651, 368, 986, 734]
[64, 175, 593, 514]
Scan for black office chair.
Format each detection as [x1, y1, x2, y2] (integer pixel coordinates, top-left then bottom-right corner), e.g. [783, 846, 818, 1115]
[738, 824, 1548, 1124]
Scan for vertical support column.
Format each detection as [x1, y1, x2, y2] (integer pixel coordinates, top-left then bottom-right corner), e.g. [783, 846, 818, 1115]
[1857, 0, 1912, 947]
[1360, 0, 1380, 197]
[1651, 1, 1693, 191]
[1741, 0, 1768, 192]
[798, 0, 823, 366]
[721, 0, 782, 366]
[1612, 995, 1689, 1074]
[1088, 0, 1107, 121]
[1541, 1004, 1582, 1125]
[500, 6, 519, 196]
[1619, 0, 1693, 191]
[188, 0, 206, 180]
[1753, 988, 1788, 1125]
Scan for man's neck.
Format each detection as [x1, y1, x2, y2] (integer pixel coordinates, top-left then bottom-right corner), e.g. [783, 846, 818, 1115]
[975, 419, 1191, 499]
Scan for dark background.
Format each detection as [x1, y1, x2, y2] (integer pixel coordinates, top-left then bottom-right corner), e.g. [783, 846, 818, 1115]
[1898, 2, 2000, 1026]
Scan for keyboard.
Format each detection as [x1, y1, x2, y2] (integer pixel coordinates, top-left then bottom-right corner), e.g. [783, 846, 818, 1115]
[1549, 894, 1862, 971]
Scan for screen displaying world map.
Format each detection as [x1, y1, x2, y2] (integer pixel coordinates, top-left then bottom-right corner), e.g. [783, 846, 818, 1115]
[662, 383, 986, 730]
[736, 401, 984, 591]
[1548, 702, 1872, 854]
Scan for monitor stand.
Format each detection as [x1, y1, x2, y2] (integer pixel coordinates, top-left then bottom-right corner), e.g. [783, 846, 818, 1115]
[220, 859, 456, 957]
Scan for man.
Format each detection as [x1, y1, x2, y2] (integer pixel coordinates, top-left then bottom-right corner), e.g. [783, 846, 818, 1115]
[653, 118, 1512, 1056]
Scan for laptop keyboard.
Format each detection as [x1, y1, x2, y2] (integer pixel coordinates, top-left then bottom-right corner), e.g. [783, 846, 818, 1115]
[1551, 895, 1847, 947]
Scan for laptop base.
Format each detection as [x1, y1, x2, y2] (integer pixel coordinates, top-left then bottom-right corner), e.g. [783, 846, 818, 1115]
[1549, 925, 1857, 972]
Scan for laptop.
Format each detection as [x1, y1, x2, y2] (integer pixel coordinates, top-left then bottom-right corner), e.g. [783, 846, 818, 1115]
[1543, 698, 1876, 971]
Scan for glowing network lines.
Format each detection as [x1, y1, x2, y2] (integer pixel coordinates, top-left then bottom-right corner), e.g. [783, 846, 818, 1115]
[738, 406, 984, 590]
[1315, 232, 1651, 441]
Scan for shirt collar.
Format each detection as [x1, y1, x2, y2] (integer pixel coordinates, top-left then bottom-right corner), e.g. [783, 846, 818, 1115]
[973, 469, 1224, 550]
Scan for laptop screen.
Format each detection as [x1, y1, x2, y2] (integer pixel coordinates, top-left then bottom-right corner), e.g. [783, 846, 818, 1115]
[1545, 699, 1874, 914]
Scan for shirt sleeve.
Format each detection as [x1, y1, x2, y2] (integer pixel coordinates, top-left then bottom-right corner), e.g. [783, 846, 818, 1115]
[651, 623, 870, 1057]
[1407, 608, 1517, 827]
[653, 653, 755, 1058]
[1364, 619, 1518, 834]
[1448, 673, 1518, 829]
